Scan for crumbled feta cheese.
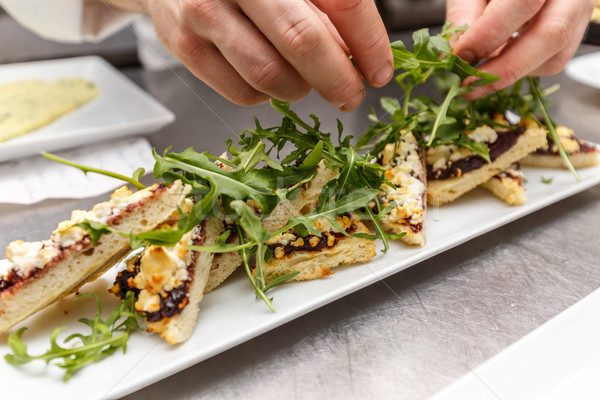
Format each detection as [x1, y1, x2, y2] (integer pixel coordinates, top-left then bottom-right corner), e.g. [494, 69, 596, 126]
[467, 125, 498, 143]
[380, 134, 426, 229]
[426, 145, 452, 170]
[6, 240, 60, 276]
[52, 221, 86, 247]
[135, 290, 161, 313]
[132, 228, 197, 310]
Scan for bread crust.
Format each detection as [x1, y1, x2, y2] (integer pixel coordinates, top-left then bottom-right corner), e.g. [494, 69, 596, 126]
[205, 250, 243, 293]
[521, 151, 599, 169]
[521, 125, 599, 168]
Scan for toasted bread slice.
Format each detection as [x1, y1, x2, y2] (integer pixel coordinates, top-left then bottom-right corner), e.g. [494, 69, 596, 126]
[481, 162, 526, 206]
[521, 125, 599, 169]
[111, 217, 222, 344]
[427, 118, 546, 206]
[206, 160, 338, 292]
[377, 133, 427, 246]
[0, 181, 190, 335]
[204, 217, 243, 293]
[263, 213, 376, 283]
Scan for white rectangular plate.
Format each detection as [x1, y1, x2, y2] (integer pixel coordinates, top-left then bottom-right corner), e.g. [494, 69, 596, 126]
[1, 163, 600, 399]
[0, 56, 174, 162]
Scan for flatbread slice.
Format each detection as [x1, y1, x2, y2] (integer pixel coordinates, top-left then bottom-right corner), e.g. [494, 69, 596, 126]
[111, 217, 222, 344]
[204, 217, 242, 293]
[427, 117, 546, 206]
[521, 125, 599, 169]
[263, 213, 376, 283]
[0, 180, 190, 335]
[205, 159, 339, 293]
[376, 132, 427, 246]
[481, 162, 526, 206]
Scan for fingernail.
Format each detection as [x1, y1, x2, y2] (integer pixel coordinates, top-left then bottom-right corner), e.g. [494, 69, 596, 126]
[457, 49, 477, 64]
[372, 63, 393, 86]
[338, 91, 365, 112]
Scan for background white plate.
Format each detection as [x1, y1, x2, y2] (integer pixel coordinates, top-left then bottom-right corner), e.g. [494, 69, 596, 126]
[1, 163, 600, 400]
[0, 56, 174, 163]
[430, 281, 600, 400]
[565, 52, 600, 89]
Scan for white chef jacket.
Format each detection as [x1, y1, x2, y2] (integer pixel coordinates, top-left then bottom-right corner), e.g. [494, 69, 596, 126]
[0, 0, 179, 70]
[0, 0, 138, 42]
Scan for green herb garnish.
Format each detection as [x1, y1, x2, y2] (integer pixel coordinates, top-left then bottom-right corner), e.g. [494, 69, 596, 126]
[541, 176, 554, 184]
[357, 24, 499, 159]
[358, 26, 579, 183]
[42, 152, 146, 190]
[5, 292, 141, 381]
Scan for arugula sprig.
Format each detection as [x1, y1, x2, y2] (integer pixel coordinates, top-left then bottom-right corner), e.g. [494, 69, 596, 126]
[5, 292, 141, 381]
[252, 99, 401, 252]
[358, 27, 498, 158]
[527, 77, 579, 181]
[358, 25, 578, 182]
[42, 152, 146, 190]
[362, 25, 499, 154]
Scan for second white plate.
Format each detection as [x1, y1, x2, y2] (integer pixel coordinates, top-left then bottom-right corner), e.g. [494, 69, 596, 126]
[565, 51, 600, 89]
[0, 56, 174, 163]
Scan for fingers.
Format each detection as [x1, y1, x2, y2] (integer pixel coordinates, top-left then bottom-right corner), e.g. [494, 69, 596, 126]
[453, 0, 548, 63]
[445, 0, 486, 28]
[464, 0, 592, 99]
[311, 0, 393, 88]
[148, 0, 390, 110]
[177, 40, 271, 106]
[304, 1, 350, 55]
[237, 0, 367, 111]
[176, 0, 312, 103]
[529, 2, 593, 76]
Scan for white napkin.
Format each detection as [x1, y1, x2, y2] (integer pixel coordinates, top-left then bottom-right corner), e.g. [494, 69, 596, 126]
[0, 137, 156, 204]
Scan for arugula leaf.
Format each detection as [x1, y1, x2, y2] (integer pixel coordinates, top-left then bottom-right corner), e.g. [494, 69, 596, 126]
[76, 221, 112, 245]
[227, 138, 283, 173]
[153, 148, 279, 215]
[5, 292, 141, 381]
[131, 167, 145, 182]
[272, 189, 378, 238]
[358, 27, 501, 159]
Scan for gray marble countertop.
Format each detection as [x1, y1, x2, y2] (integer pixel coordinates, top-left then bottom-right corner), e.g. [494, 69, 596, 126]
[1, 32, 599, 400]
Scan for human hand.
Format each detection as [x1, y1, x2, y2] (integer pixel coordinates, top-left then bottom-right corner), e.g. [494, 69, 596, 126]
[446, 0, 595, 99]
[122, 0, 393, 111]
